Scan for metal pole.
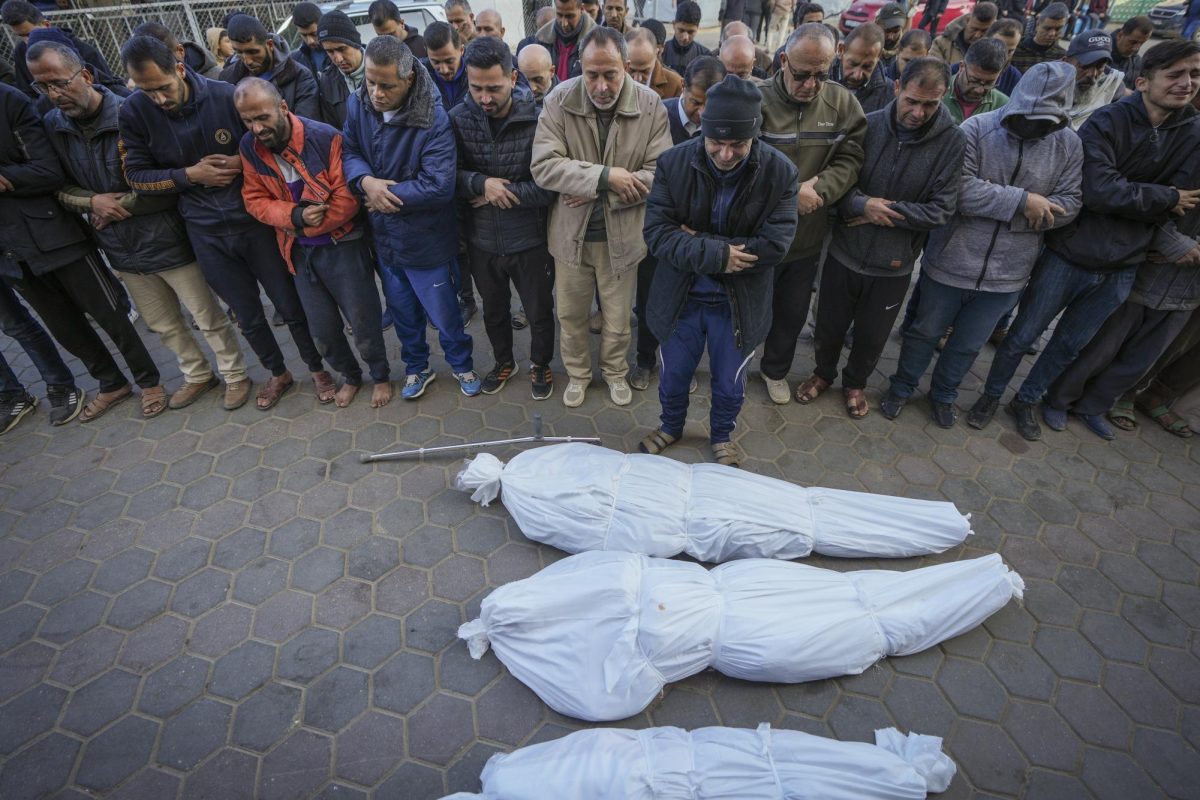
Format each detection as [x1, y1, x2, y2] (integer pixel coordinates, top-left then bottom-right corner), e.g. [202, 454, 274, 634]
[359, 413, 601, 462]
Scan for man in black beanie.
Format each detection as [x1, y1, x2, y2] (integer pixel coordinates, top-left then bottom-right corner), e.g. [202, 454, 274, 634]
[663, 0, 711, 75]
[316, 10, 366, 126]
[640, 74, 799, 467]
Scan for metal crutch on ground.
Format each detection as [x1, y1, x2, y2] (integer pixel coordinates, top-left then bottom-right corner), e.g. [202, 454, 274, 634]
[360, 412, 601, 462]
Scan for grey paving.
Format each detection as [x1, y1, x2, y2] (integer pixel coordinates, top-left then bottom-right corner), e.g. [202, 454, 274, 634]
[0, 307, 1197, 800]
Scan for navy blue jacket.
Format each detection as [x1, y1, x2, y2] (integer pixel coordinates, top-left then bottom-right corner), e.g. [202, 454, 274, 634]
[644, 138, 799, 358]
[0, 83, 93, 277]
[119, 69, 257, 232]
[1048, 93, 1200, 272]
[341, 65, 458, 269]
[424, 59, 468, 109]
[662, 97, 701, 145]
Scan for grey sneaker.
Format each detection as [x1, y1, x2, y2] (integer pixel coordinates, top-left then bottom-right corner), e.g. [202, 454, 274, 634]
[46, 385, 83, 426]
[762, 375, 790, 405]
[0, 392, 36, 434]
[628, 365, 652, 391]
[563, 379, 588, 408]
[608, 378, 632, 406]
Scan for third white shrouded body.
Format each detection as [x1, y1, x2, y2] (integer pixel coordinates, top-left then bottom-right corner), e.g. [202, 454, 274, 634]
[454, 443, 973, 562]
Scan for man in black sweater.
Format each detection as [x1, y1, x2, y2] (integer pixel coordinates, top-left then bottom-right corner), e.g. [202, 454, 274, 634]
[663, 0, 712, 75]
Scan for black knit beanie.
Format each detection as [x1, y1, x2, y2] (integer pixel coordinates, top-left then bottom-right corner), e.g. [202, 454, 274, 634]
[701, 75, 762, 141]
[318, 11, 361, 47]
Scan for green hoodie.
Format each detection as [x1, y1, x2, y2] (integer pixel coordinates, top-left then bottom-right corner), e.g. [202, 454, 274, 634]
[756, 70, 867, 260]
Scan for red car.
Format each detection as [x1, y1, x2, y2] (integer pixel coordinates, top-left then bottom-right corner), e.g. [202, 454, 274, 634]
[839, 0, 976, 36]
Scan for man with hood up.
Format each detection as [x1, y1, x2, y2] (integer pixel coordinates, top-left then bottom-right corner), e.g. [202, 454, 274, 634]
[880, 62, 1083, 426]
[970, 41, 1200, 440]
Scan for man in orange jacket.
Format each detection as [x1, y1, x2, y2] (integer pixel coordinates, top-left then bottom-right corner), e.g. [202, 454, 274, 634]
[235, 77, 393, 407]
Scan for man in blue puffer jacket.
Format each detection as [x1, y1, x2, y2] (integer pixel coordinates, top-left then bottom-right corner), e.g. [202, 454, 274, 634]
[341, 35, 481, 400]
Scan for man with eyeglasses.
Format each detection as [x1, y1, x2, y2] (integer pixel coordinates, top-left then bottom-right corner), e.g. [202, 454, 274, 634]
[1062, 31, 1124, 130]
[943, 37, 1010, 124]
[755, 22, 866, 405]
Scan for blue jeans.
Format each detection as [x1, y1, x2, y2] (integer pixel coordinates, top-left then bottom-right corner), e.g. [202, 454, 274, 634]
[983, 250, 1136, 404]
[890, 274, 1021, 404]
[378, 260, 473, 375]
[658, 296, 751, 444]
[292, 238, 389, 385]
[0, 279, 74, 396]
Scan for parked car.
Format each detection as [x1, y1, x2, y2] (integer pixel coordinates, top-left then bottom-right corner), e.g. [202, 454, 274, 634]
[1148, 1, 1194, 39]
[839, 0, 974, 35]
[275, 0, 446, 50]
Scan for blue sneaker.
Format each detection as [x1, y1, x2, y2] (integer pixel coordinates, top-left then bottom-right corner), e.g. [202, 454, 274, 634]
[1076, 413, 1116, 441]
[1041, 404, 1068, 432]
[455, 370, 482, 397]
[402, 370, 435, 400]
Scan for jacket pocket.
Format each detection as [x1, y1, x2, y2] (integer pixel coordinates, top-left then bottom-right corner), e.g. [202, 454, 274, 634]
[21, 206, 87, 254]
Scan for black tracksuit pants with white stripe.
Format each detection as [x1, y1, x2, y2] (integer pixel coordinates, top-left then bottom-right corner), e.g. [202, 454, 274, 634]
[12, 253, 160, 393]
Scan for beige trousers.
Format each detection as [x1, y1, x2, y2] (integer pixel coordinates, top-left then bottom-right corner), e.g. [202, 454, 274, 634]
[121, 263, 247, 385]
[555, 241, 637, 383]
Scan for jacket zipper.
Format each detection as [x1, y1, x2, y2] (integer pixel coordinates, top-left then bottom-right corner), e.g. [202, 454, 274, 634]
[976, 138, 1025, 290]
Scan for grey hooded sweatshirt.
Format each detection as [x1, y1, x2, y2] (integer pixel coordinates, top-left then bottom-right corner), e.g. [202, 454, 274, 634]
[921, 61, 1084, 294]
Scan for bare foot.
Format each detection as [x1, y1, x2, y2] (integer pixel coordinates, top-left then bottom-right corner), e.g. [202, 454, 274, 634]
[371, 381, 393, 408]
[334, 382, 360, 408]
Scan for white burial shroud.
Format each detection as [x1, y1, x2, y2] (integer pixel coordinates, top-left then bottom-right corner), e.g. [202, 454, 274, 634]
[440, 723, 956, 800]
[458, 550, 1024, 722]
[454, 443, 972, 562]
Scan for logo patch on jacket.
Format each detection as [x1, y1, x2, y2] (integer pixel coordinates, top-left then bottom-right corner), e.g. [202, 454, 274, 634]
[215, 129, 232, 145]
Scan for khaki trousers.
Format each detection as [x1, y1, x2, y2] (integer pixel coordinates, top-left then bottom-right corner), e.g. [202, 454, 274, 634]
[121, 263, 248, 385]
[555, 241, 637, 383]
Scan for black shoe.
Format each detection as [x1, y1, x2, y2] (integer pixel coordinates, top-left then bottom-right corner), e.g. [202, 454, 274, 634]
[481, 361, 515, 395]
[46, 385, 83, 426]
[879, 391, 907, 420]
[0, 392, 36, 435]
[271, 309, 285, 327]
[628, 365, 652, 391]
[460, 300, 478, 326]
[967, 394, 999, 430]
[931, 401, 957, 429]
[530, 365, 553, 401]
[1007, 400, 1042, 441]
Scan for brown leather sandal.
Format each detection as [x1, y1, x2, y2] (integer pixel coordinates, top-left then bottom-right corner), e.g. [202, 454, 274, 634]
[79, 385, 132, 423]
[312, 370, 337, 404]
[794, 374, 830, 404]
[844, 388, 869, 419]
[141, 385, 168, 419]
[711, 441, 742, 467]
[638, 428, 678, 455]
[256, 373, 294, 410]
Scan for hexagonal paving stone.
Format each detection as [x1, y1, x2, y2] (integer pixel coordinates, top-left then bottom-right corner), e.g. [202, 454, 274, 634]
[0, 732, 80, 800]
[210, 640, 276, 700]
[252, 590, 313, 642]
[213, 528, 267, 570]
[375, 565, 430, 617]
[0, 683, 67, 754]
[50, 626, 124, 686]
[949, 719, 1028, 796]
[93, 548, 154, 594]
[406, 692, 476, 765]
[269, 518, 322, 559]
[711, 678, 784, 729]
[436, 640, 499, 697]
[334, 711, 406, 786]
[376, 761, 444, 800]
[28, 559, 95, 605]
[172, 568, 231, 617]
[1079, 610, 1148, 664]
[1003, 700, 1082, 772]
[882, 675, 957, 734]
[107, 580, 171, 630]
[827, 694, 893, 743]
[292, 547, 346, 594]
[476, 674, 544, 745]
[937, 657, 1008, 721]
[259, 729, 332, 800]
[1131, 727, 1200, 800]
[0, 570, 35, 611]
[1102, 663, 1178, 728]
[157, 697, 233, 770]
[139, 654, 208, 718]
[154, 537, 211, 581]
[233, 557, 291, 605]
[107, 768, 180, 800]
[401, 525, 454, 567]
[0, 603, 43, 653]
[347, 536, 400, 581]
[1055, 682, 1132, 749]
[344, 614, 403, 669]
[189, 602, 253, 658]
[278, 627, 340, 683]
[651, 687, 720, 729]
[1080, 747, 1160, 800]
[61, 668, 141, 736]
[985, 641, 1056, 701]
[315, 578, 372, 630]
[38, 590, 107, 644]
[233, 682, 302, 752]
[299, 481, 350, 521]
[405, 599, 461, 653]
[305, 665, 369, 732]
[75, 715, 159, 792]
[432, 554, 487, 602]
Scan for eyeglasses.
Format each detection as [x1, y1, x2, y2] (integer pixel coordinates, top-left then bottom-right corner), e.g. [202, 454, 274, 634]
[961, 71, 998, 90]
[783, 59, 829, 86]
[31, 68, 82, 96]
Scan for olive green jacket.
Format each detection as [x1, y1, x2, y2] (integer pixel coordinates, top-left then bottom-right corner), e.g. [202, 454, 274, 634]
[756, 71, 867, 259]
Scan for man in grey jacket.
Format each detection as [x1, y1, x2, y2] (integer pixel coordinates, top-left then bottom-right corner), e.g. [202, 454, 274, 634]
[799, 58, 963, 420]
[880, 62, 1083, 426]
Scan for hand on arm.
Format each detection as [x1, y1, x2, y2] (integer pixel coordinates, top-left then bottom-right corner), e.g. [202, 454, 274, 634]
[185, 155, 241, 187]
[361, 176, 405, 213]
[1022, 192, 1067, 231]
[797, 176, 822, 215]
[90, 192, 133, 229]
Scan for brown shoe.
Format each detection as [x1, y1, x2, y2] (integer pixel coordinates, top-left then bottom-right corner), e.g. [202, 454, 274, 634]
[170, 376, 220, 410]
[256, 372, 295, 410]
[224, 378, 253, 411]
[79, 384, 133, 423]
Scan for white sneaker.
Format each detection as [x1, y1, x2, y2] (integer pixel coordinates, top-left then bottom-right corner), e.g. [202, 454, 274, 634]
[689, 376, 698, 394]
[608, 377, 632, 406]
[763, 374, 791, 404]
[563, 379, 588, 408]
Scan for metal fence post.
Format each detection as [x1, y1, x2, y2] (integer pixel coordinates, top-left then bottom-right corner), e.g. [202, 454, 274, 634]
[180, 0, 205, 52]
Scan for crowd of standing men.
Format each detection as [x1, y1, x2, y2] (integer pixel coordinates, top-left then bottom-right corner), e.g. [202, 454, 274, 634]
[0, 0, 1198, 467]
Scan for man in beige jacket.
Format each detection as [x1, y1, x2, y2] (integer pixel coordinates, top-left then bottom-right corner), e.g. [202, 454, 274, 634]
[532, 25, 671, 408]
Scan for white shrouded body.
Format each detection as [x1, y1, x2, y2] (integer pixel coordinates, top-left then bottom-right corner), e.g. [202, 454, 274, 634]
[458, 551, 1023, 721]
[440, 724, 956, 800]
[454, 444, 972, 562]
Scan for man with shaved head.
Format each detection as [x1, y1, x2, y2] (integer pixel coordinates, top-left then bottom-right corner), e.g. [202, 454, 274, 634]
[475, 9, 505, 38]
[517, 40, 556, 103]
[719, 34, 762, 79]
[720, 20, 773, 74]
[234, 77, 392, 409]
[626, 27, 681, 99]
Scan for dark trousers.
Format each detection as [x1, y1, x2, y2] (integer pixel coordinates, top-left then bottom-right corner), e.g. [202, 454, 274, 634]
[658, 296, 751, 443]
[760, 254, 821, 380]
[813, 254, 910, 390]
[890, 274, 1021, 404]
[468, 243, 555, 368]
[0, 278, 74, 396]
[11, 254, 159, 393]
[1047, 300, 1191, 416]
[190, 223, 323, 377]
[984, 250, 1136, 404]
[919, 0, 949, 29]
[635, 253, 659, 369]
[291, 238, 389, 385]
[1130, 308, 1200, 406]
